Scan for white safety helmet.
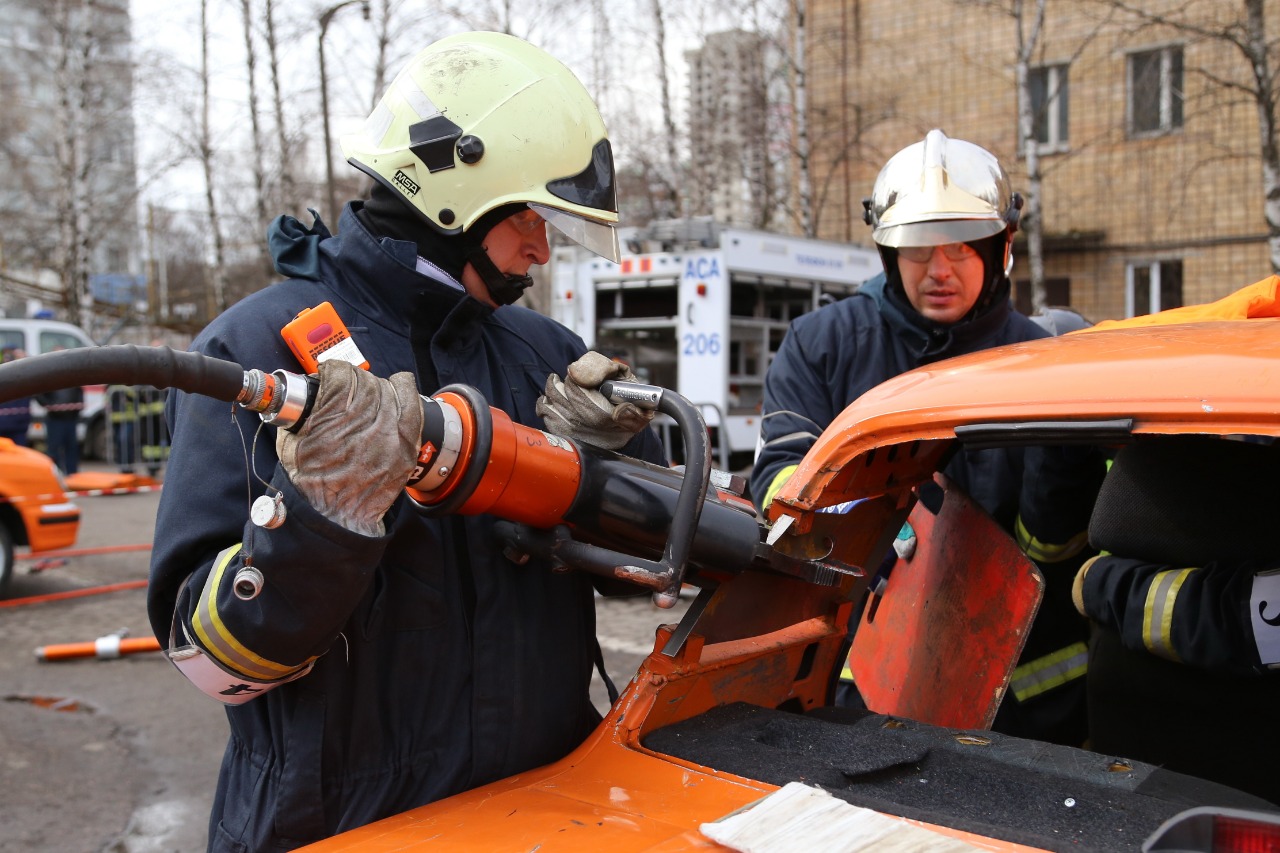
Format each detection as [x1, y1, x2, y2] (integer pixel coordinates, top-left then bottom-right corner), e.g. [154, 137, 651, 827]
[342, 31, 620, 263]
[862, 129, 1021, 250]
[862, 130, 1023, 319]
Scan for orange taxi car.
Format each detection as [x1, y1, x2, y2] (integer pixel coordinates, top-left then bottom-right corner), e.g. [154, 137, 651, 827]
[305, 318, 1280, 853]
[0, 438, 80, 596]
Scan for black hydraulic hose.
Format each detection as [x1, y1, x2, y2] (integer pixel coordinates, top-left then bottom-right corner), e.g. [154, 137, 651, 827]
[0, 345, 246, 404]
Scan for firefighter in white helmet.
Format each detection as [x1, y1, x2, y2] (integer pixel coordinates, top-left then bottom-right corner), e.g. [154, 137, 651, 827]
[751, 129, 1106, 747]
[149, 32, 663, 850]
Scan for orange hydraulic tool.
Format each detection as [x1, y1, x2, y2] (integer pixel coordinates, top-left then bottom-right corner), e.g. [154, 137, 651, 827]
[0, 346, 855, 613]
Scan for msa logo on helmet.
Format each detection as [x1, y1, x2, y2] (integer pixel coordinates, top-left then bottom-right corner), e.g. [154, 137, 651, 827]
[394, 170, 420, 196]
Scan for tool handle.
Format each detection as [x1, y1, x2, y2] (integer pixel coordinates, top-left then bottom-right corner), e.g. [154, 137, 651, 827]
[36, 636, 163, 661]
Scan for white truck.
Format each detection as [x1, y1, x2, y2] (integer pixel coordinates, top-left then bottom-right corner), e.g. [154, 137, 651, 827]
[550, 220, 882, 468]
[0, 318, 107, 459]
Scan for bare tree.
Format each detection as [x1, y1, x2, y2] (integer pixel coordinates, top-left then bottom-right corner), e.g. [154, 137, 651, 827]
[199, 0, 230, 315]
[367, 0, 396, 112]
[1095, 0, 1280, 272]
[264, 0, 299, 216]
[51, 0, 97, 328]
[788, 0, 814, 236]
[946, 0, 1113, 311]
[1012, 0, 1050, 313]
[650, 0, 685, 219]
[240, 0, 272, 277]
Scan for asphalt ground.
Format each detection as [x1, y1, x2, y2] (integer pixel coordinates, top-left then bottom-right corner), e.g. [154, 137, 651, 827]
[0, 461, 691, 852]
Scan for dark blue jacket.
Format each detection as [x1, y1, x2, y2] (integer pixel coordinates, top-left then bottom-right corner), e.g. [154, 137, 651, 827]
[148, 204, 666, 851]
[750, 273, 1048, 524]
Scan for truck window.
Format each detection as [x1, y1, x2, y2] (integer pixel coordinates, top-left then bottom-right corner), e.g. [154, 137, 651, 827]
[39, 331, 90, 354]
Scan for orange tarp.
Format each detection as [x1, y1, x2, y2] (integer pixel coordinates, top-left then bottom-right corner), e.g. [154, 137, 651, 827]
[1090, 274, 1280, 331]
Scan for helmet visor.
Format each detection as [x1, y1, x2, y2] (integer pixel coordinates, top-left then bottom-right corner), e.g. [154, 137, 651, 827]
[531, 203, 621, 263]
[547, 139, 617, 214]
[877, 217, 1006, 249]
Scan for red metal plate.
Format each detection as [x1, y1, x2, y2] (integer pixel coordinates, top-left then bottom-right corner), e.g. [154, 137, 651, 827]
[847, 480, 1042, 730]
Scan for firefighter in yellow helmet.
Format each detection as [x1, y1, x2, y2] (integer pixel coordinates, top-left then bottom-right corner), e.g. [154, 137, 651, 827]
[148, 33, 663, 850]
[750, 130, 1107, 747]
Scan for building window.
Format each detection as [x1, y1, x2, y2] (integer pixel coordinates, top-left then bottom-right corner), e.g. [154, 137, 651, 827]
[1129, 46, 1183, 136]
[1127, 260, 1183, 317]
[1014, 277, 1071, 316]
[1029, 64, 1069, 151]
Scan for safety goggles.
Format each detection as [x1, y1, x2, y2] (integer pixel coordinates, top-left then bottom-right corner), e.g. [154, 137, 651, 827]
[507, 209, 546, 234]
[897, 243, 979, 263]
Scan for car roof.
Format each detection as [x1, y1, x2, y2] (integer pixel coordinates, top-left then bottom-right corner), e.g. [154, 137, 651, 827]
[771, 319, 1280, 531]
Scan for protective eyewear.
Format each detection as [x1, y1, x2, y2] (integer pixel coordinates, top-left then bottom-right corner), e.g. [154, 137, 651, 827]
[508, 209, 547, 234]
[897, 243, 978, 263]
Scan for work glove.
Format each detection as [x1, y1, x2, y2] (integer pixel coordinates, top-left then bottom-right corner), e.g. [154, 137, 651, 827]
[276, 360, 423, 537]
[536, 351, 654, 450]
[1071, 554, 1102, 617]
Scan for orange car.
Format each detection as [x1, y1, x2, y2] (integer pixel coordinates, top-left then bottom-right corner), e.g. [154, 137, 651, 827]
[0, 439, 80, 596]
[303, 318, 1280, 852]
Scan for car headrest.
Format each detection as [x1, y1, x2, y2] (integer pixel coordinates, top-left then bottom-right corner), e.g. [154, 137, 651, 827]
[1089, 435, 1279, 566]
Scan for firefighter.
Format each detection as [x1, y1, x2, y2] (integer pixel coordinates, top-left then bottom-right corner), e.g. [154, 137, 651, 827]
[35, 352, 84, 474]
[0, 346, 31, 446]
[750, 129, 1106, 746]
[147, 33, 663, 852]
[107, 383, 138, 473]
[137, 385, 168, 478]
[1074, 435, 1280, 803]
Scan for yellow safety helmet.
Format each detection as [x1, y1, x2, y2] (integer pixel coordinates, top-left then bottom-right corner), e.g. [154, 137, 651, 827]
[342, 31, 620, 263]
[862, 129, 1020, 249]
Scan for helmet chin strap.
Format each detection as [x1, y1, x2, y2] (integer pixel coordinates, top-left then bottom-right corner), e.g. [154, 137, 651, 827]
[465, 246, 534, 306]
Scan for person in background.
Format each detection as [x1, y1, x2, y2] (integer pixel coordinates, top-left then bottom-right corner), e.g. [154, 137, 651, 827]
[147, 32, 662, 851]
[137, 385, 168, 479]
[107, 383, 138, 474]
[1076, 435, 1280, 804]
[35, 347, 84, 474]
[750, 129, 1106, 746]
[0, 346, 32, 446]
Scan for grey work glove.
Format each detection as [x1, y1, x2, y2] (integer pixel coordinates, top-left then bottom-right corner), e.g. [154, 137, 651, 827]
[276, 360, 424, 537]
[536, 351, 654, 450]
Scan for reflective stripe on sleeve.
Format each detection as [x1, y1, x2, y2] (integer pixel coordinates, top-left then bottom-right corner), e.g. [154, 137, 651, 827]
[191, 545, 314, 681]
[1014, 515, 1089, 563]
[761, 465, 799, 510]
[1009, 641, 1088, 702]
[1142, 567, 1195, 662]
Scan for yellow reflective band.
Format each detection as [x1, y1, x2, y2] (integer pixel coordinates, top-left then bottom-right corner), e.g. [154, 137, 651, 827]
[1142, 567, 1195, 663]
[839, 665, 854, 682]
[1009, 641, 1088, 702]
[1014, 515, 1089, 563]
[762, 465, 799, 510]
[192, 545, 311, 681]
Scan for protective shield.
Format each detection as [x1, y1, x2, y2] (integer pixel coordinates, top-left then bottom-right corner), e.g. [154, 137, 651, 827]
[847, 478, 1042, 730]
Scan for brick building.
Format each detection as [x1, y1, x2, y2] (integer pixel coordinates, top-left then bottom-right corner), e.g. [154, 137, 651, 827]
[803, 0, 1277, 320]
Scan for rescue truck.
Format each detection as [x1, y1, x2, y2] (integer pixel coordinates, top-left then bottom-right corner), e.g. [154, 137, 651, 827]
[549, 219, 882, 468]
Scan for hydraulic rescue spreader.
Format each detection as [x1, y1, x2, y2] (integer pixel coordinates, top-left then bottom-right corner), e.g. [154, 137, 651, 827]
[0, 345, 856, 610]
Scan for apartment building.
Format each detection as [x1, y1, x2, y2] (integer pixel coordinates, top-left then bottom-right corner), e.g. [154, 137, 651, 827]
[0, 0, 140, 324]
[804, 0, 1276, 320]
[686, 30, 772, 228]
